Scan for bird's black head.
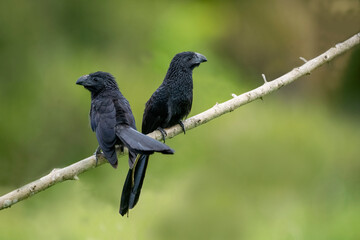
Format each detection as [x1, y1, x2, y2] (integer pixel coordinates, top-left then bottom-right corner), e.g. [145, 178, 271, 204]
[170, 51, 207, 71]
[76, 71, 119, 95]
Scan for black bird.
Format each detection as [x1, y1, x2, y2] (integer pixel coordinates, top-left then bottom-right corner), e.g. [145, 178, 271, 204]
[120, 52, 207, 216]
[76, 71, 174, 171]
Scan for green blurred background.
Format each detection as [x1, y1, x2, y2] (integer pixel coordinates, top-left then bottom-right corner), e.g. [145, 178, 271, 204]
[0, 0, 359, 239]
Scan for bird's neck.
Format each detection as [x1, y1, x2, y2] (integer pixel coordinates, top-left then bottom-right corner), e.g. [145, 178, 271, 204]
[165, 67, 193, 84]
[90, 84, 120, 100]
[91, 91, 101, 100]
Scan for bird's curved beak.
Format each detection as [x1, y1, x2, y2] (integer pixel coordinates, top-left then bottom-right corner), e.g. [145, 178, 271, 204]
[76, 75, 89, 86]
[194, 52, 207, 63]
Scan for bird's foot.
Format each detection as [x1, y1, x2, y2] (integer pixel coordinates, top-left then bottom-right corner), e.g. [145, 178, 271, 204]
[157, 127, 167, 143]
[93, 146, 102, 166]
[179, 121, 186, 134]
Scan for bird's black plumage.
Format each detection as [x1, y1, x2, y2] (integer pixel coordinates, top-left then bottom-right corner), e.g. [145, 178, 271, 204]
[76, 71, 174, 172]
[120, 52, 207, 216]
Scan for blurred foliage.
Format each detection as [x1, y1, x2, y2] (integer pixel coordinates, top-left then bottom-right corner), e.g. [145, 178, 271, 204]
[333, 47, 360, 114]
[0, 0, 359, 239]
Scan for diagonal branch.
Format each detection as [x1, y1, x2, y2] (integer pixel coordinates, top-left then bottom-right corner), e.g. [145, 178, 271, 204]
[1, 32, 359, 211]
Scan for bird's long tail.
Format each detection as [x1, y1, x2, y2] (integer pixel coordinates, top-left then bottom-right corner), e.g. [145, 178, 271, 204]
[115, 125, 174, 155]
[120, 154, 149, 216]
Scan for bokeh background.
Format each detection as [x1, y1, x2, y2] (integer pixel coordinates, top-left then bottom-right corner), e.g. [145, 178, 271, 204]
[1, 0, 359, 239]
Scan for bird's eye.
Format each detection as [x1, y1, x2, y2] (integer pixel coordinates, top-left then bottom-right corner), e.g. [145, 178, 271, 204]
[93, 77, 98, 81]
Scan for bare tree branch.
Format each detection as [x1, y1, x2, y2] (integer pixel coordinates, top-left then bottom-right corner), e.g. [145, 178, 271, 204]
[1, 32, 359, 211]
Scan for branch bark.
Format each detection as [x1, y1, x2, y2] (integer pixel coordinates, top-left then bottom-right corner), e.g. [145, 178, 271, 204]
[1, 32, 359, 211]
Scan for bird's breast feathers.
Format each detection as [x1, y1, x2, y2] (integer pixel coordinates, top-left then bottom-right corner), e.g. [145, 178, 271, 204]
[90, 98, 116, 131]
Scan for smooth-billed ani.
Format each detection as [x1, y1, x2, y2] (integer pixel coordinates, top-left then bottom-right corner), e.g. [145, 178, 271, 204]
[120, 52, 207, 216]
[76, 71, 174, 171]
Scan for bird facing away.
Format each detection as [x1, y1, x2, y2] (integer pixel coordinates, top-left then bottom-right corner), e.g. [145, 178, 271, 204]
[120, 52, 207, 216]
[76, 71, 174, 171]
